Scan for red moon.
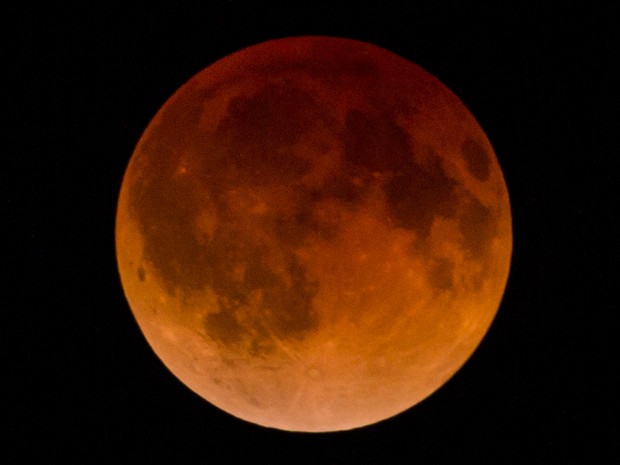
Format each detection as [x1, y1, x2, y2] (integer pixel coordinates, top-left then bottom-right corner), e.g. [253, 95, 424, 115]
[115, 36, 512, 432]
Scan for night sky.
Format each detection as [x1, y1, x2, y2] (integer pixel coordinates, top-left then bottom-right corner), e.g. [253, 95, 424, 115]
[11, 3, 616, 462]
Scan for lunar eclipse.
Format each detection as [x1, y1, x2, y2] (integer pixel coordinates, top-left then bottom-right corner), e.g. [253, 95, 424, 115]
[115, 36, 512, 432]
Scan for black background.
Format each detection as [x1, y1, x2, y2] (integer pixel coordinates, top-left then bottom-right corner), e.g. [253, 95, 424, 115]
[10, 2, 616, 462]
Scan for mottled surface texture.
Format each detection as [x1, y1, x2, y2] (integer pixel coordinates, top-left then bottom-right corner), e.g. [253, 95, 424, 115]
[116, 37, 512, 432]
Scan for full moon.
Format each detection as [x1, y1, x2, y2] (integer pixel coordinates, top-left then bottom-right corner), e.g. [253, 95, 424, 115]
[116, 36, 512, 432]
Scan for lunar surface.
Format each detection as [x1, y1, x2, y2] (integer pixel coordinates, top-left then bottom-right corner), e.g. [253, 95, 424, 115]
[115, 36, 512, 432]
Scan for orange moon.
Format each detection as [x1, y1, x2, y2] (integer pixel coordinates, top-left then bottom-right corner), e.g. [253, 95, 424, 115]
[115, 36, 512, 432]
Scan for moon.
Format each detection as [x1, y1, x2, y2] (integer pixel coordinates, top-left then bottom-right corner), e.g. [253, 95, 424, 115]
[115, 36, 512, 432]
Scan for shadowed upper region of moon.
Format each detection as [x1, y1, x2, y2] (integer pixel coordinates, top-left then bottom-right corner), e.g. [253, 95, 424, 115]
[249, 50, 380, 85]
[116, 36, 512, 432]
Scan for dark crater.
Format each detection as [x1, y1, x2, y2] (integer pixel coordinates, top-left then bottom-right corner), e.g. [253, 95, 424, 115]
[461, 138, 491, 182]
[428, 257, 455, 291]
[458, 197, 498, 260]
